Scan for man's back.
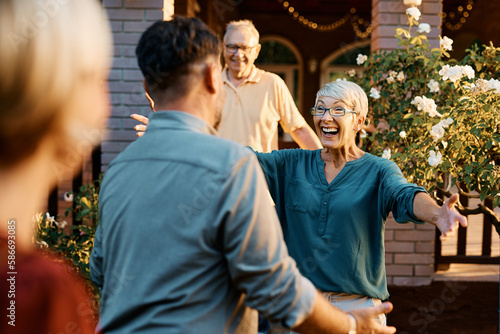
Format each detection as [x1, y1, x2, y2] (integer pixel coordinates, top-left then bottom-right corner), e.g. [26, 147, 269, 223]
[90, 111, 315, 333]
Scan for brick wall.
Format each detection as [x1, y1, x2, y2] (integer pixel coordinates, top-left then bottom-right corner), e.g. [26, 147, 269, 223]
[371, 0, 442, 51]
[385, 215, 436, 286]
[102, 0, 165, 171]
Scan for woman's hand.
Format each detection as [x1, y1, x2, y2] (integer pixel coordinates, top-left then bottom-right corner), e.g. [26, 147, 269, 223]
[413, 192, 468, 241]
[435, 193, 468, 241]
[130, 114, 149, 137]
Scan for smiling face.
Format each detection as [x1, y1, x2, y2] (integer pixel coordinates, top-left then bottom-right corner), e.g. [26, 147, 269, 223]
[223, 28, 261, 80]
[313, 96, 363, 150]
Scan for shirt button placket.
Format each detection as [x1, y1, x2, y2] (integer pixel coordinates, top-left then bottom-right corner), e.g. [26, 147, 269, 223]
[317, 189, 330, 236]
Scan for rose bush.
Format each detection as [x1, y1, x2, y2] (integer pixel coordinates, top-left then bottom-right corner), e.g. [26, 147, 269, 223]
[350, 7, 500, 233]
[35, 178, 101, 316]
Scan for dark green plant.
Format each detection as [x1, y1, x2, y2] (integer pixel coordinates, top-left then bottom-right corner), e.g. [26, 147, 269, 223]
[35, 177, 102, 319]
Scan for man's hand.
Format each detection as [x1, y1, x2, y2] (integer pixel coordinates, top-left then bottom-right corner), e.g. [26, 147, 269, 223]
[292, 291, 396, 334]
[435, 193, 468, 241]
[350, 302, 396, 334]
[131, 114, 149, 137]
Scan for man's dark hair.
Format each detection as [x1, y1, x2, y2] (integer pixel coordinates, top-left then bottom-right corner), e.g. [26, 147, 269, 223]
[136, 16, 219, 98]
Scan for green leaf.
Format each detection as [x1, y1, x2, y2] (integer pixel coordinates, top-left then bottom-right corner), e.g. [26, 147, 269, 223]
[396, 28, 407, 36]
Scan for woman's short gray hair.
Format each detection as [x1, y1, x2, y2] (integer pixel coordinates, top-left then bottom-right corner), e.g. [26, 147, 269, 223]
[223, 20, 260, 43]
[315, 80, 369, 118]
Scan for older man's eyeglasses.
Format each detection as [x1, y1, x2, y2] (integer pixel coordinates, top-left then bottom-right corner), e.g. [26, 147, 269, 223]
[310, 106, 358, 117]
[225, 44, 257, 54]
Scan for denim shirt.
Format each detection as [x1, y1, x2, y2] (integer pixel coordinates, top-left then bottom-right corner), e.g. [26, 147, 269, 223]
[255, 149, 426, 300]
[90, 111, 316, 333]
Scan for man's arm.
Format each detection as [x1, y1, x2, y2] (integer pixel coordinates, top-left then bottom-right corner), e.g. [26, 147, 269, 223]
[89, 220, 104, 289]
[413, 192, 467, 241]
[292, 291, 396, 334]
[290, 124, 322, 150]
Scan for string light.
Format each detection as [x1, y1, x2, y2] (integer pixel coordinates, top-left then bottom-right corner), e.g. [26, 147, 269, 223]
[442, 0, 474, 31]
[277, 1, 473, 36]
[277, 0, 371, 37]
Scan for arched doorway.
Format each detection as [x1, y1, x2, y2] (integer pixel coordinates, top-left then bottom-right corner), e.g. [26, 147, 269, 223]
[255, 36, 303, 112]
[320, 40, 370, 87]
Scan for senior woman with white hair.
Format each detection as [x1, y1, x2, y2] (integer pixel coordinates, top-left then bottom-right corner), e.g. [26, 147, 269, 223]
[254, 80, 467, 326]
[0, 0, 111, 332]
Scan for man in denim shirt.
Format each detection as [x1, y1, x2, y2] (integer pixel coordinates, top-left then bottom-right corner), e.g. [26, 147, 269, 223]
[90, 17, 395, 334]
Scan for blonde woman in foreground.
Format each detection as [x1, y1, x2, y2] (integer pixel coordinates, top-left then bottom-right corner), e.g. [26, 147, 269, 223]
[0, 1, 111, 332]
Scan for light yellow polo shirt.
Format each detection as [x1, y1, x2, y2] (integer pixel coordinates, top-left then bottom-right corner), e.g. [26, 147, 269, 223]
[219, 66, 308, 153]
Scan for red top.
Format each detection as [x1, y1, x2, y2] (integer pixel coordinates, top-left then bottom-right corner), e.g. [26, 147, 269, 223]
[0, 235, 97, 334]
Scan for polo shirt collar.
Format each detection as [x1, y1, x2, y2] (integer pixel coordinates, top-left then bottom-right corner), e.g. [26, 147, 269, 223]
[222, 65, 262, 85]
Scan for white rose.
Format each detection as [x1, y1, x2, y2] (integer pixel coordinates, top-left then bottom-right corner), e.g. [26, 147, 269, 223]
[356, 54, 368, 65]
[406, 7, 421, 21]
[440, 36, 453, 51]
[64, 192, 73, 202]
[428, 150, 443, 167]
[411, 96, 441, 117]
[387, 76, 395, 84]
[440, 118, 453, 127]
[347, 69, 356, 77]
[417, 23, 431, 34]
[411, 96, 423, 107]
[382, 149, 391, 159]
[427, 79, 440, 93]
[424, 99, 441, 117]
[399, 131, 407, 138]
[475, 79, 489, 92]
[396, 71, 405, 82]
[461, 65, 475, 80]
[438, 65, 450, 80]
[487, 79, 500, 93]
[389, 70, 398, 78]
[430, 124, 445, 141]
[440, 65, 463, 82]
[369, 87, 380, 99]
[447, 67, 463, 82]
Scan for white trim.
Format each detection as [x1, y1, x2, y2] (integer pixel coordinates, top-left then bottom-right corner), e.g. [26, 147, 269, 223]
[320, 40, 370, 87]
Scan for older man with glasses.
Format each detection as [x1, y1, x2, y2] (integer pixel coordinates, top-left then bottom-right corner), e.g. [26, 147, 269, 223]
[219, 20, 321, 153]
[132, 20, 320, 153]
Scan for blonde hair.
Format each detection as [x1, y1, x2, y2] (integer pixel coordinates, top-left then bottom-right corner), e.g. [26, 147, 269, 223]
[315, 80, 368, 118]
[223, 20, 260, 43]
[0, 0, 111, 168]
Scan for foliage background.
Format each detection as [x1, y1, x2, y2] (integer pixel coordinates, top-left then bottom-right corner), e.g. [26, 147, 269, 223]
[349, 12, 500, 233]
[35, 178, 101, 318]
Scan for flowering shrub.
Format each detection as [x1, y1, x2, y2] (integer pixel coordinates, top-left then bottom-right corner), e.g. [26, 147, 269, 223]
[351, 7, 500, 233]
[35, 178, 101, 313]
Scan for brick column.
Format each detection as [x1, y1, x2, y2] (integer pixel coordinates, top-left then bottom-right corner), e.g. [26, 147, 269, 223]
[102, 0, 164, 170]
[385, 215, 436, 286]
[371, 0, 443, 51]
[370, 0, 443, 287]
